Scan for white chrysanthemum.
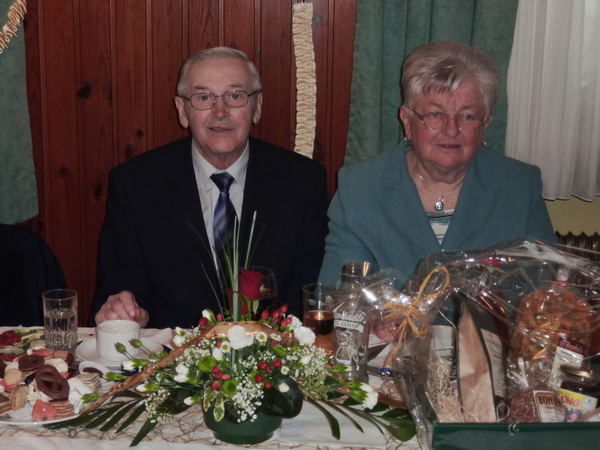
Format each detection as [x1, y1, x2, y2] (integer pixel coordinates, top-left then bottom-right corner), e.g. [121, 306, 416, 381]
[212, 347, 224, 361]
[256, 331, 268, 343]
[288, 314, 302, 330]
[294, 326, 316, 346]
[220, 341, 231, 353]
[228, 325, 254, 349]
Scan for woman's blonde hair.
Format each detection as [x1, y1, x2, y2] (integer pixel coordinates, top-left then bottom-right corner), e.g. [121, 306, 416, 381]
[401, 41, 499, 115]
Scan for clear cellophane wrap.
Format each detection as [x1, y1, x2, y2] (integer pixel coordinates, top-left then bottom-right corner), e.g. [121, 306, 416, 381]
[364, 239, 600, 449]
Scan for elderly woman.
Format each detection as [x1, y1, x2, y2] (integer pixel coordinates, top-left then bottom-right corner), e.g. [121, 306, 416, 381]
[319, 41, 557, 284]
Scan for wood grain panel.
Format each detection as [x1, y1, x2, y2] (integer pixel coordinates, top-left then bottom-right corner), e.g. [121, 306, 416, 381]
[77, 0, 114, 317]
[149, 0, 187, 148]
[187, 0, 220, 52]
[38, 0, 86, 311]
[113, 0, 149, 163]
[24, 0, 357, 326]
[257, 0, 294, 149]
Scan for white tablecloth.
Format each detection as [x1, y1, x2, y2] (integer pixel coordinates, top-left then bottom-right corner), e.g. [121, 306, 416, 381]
[0, 327, 420, 449]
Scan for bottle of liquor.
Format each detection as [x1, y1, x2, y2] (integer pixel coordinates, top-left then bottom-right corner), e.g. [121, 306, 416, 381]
[332, 262, 370, 382]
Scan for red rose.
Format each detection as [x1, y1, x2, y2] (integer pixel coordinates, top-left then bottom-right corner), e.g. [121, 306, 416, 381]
[238, 269, 265, 300]
[0, 330, 21, 347]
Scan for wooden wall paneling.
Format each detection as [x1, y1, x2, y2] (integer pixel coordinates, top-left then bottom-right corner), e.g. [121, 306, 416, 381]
[23, 0, 358, 327]
[149, 0, 187, 149]
[324, 0, 356, 196]
[113, 0, 149, 164]
[77, 1, 114, 323]
[256, 0, 294, 150]
[24, 0, 45, 236]
[187, 0, 220, 52]
[40, 1, 87, 319]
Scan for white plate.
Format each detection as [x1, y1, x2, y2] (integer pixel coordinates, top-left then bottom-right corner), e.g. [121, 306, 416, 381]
[75, 337, 163, 370]
[0, 402, 83, 426]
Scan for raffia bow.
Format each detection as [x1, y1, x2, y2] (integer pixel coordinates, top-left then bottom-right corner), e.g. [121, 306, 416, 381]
[382, 266, 450, 369]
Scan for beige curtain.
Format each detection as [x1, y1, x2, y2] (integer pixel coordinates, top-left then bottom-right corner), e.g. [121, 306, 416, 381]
[506, 0, 600, 200]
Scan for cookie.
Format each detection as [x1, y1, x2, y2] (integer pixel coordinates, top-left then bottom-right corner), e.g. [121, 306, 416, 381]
[31, 400, 57, 421]
[76, 373, 102, 392]
[3, 368, 24, 388]
[18, 354, 45, 373]
[10, 385, 28, 410]
[50, 398, 75, 418]
[34, 365, 70, 400]
[52, 351, 75, 366]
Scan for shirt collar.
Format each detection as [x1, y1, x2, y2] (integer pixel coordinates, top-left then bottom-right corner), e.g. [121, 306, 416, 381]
[192, 141, 249, 187]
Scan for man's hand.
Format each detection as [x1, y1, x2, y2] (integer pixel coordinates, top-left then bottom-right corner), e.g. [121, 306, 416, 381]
[95, 290, 149, 327]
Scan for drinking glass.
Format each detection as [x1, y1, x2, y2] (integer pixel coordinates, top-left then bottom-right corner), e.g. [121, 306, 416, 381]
[43, 288, 78, 352]
[302, 282, 336, 355]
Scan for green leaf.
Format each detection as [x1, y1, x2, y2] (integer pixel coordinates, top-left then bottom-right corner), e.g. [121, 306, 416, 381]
[117, 404, 146, 432]
[262, 375, 303, 418]
[305, 399, 340, 440]
[99, 400, 144, 432]
[130, 418, 160, 447]
[85, 405, 125, 429]
[320, 401, 365, 433]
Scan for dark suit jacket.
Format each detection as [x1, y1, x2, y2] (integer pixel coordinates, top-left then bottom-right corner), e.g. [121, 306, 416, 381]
[0, 224, 66, 326]
[91, 137, 328, 328]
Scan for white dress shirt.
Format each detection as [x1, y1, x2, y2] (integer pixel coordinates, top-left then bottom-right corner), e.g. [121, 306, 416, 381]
[191, 142, 249, 256]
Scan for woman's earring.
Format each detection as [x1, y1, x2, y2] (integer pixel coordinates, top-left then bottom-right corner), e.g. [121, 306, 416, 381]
[479, 141, 487, 151]
[403, 137, 413, 149]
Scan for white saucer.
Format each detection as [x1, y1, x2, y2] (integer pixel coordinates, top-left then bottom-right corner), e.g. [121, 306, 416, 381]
[76, 337, 163, 370]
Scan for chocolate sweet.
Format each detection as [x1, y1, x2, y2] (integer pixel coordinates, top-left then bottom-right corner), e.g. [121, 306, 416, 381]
[34, 365, 70, 400]
[18, 354, 45, 372]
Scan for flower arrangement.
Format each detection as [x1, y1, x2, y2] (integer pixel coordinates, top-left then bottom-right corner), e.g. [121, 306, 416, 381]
[56, 213, 415, 445]
[59, 307, 414, 445]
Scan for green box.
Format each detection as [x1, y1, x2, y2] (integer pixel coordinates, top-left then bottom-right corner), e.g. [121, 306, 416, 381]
[432, 422, 600, 449]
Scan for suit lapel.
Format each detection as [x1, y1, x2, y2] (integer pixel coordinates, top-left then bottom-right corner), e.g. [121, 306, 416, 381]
[167, 141, 219, 283]
[382, 149, 441, 255]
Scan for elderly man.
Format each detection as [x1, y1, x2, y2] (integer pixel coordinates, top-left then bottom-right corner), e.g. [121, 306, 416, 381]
[91, 47, 328, 328]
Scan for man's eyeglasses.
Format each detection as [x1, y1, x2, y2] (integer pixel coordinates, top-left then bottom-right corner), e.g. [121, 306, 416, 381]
[182, 90, 260, 110]
[408, 107, 485, 132]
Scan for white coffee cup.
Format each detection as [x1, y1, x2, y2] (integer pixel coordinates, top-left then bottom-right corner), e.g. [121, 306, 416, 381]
[96, 320, 141, 361]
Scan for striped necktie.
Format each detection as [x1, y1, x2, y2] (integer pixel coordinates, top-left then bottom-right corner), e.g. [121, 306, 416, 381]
[210, 172, 237, 269]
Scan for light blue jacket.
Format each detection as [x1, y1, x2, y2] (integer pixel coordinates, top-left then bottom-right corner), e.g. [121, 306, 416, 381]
[319, 144, 557, 285]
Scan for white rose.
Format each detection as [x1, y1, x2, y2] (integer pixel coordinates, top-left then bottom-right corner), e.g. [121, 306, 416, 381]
[227, 325, 254, 349]
[294, 326, 316, 346]
[277, 382, 290, 393]
[212, 347, 223, 361]
[173, 334, 186, 347]
[363, 389, 378, 409]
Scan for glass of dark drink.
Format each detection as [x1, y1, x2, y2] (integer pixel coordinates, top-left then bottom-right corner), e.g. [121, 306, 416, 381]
[302, 283, 337, 355]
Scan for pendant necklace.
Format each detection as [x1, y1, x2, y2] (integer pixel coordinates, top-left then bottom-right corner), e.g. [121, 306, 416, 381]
[414, 167, 465, 212]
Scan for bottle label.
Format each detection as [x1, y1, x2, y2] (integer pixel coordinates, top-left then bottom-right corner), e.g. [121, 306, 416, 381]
[333, 311, 369, 373]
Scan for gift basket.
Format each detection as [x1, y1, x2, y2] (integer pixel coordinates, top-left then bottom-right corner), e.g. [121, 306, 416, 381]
[369, 239, 600, 449]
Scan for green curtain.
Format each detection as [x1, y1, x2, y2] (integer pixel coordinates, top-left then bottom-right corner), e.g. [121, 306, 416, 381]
[345, 0, 518, 165]
[0, 1, 38, 224]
